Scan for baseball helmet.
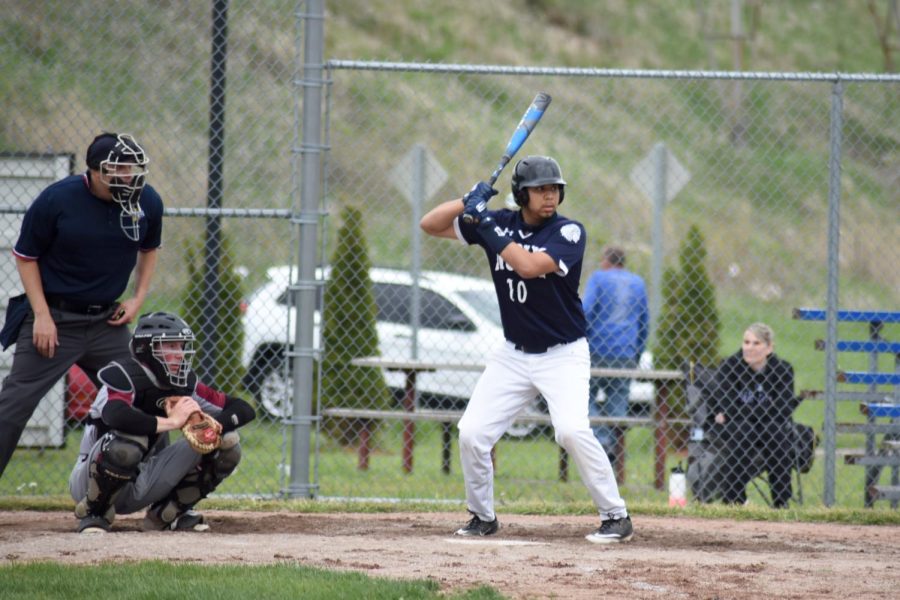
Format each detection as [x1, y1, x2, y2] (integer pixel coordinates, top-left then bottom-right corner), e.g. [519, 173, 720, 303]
[130, 312, 196, 388]
[510, 155, 566, 207]
[86, 132, 149, 241]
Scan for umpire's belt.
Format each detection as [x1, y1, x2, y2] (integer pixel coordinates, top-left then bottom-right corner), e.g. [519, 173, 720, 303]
[45, 296, 115, 316]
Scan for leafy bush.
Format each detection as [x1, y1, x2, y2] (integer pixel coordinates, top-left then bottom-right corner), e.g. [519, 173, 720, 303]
[654, 224, 721, 443]
[321, 207, 392, 446]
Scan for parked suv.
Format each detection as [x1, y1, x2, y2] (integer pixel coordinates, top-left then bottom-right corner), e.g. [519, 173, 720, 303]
[241, 266, 505, 420]
[241, 265, 657, 436]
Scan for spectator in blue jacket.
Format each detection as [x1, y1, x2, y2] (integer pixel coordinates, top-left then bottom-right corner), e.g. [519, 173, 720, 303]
[582, 246, 649, 466]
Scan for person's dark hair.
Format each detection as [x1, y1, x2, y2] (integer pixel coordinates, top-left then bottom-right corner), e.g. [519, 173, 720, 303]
[603, 246, 626, 267]
[85, 132, 120, 170]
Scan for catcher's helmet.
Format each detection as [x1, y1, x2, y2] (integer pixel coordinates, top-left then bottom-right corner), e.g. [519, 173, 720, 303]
[510, 155, 566, 207]
[130, 312, 196, 388]
[86, 132, 149, 242]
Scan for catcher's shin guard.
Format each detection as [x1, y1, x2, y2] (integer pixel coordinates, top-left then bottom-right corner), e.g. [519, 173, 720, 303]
[76, 432, 148, 520]
[150, 433, 242, 525]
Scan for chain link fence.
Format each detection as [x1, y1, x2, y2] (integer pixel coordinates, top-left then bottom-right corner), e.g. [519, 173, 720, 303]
[1, 2, 898, 510]
[317, 63, 899, 509]
[0, 0, 301, 499]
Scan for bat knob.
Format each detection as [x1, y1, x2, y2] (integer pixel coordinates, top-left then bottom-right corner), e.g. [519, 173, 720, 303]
[462, 213, 474, 224]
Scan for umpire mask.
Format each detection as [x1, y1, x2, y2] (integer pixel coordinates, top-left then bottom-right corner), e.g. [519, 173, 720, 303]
[89, 133, 149, 241]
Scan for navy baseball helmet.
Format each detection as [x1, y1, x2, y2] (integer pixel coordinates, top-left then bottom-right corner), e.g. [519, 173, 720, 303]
[131, 312, 196, 388]
[510, 155, 566, 207]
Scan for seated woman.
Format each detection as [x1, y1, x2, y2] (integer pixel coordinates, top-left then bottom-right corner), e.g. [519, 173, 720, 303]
[711, 323, 799, 508]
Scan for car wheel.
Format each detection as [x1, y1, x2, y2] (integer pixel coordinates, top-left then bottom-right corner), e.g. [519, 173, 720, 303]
[254, 353, 293, 419]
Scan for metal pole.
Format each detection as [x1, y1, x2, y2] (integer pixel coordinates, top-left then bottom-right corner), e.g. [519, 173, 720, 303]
[823, 79, 844, 507]
[650, 142, 667, 342]
[200, 0, 229, 383]
[729, 0, 745, 146]
[287, 0, 325, 498]
[410, 144, 424, 360]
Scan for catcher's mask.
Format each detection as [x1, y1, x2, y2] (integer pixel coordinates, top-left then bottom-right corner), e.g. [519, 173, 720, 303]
[86, 132, 149, 241]
[131, 312, 196, 388]
[510, 155, 566, 208]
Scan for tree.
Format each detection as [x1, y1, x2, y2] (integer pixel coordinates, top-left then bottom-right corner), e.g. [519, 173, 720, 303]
[675, 225, 721, 368]
[653, 225, 721, 445]
[320, 206, 392, 446]
[182, 233, 245, 394]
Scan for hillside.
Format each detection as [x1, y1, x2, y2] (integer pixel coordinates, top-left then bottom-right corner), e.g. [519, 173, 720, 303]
[326, 0, 889, 73]
[1, 0, 897, 387]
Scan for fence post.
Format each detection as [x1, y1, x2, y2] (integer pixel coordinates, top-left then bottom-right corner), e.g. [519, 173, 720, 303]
[287, 0, 325, 498]
[823, 77, 844, 507]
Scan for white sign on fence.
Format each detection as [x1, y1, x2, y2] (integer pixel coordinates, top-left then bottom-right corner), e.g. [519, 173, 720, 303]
[391, 144, 447, 208]
[629, 142, 690, 205]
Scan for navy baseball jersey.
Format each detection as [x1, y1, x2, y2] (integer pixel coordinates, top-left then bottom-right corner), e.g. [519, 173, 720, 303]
[455, 209, 587, 349]
[13, 173, 163, 305]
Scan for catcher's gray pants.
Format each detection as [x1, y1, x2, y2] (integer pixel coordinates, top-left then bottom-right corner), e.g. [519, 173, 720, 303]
[0, 307, 131, 478]
[69, 424, 203, 515]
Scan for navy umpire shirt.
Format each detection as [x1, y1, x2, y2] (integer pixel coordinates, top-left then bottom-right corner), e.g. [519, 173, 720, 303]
[13, 173, 163, 305]
[456, 209, 587, 350]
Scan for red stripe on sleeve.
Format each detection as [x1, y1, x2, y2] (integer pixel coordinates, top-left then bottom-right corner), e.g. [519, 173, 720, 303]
[196, 382, 227, 408]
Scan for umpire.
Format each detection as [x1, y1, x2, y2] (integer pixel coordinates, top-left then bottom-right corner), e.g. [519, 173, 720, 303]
[0, 132, 163, 478]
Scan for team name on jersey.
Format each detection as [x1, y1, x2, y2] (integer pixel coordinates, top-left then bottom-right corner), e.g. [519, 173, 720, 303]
[494, 245, 548, 275]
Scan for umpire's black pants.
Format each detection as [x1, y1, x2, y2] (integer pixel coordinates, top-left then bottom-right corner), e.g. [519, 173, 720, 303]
[0, 306, 131, 479]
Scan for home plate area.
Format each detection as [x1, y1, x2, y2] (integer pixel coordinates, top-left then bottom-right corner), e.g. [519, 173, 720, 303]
[0, 511, 896, 599]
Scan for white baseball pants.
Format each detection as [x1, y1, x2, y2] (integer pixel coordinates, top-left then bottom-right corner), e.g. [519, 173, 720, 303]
[457, 338, 628, 522]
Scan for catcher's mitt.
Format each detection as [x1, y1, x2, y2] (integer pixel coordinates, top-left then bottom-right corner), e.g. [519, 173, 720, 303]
[165, 397, 222, 454]
[182, 411, 222, 454]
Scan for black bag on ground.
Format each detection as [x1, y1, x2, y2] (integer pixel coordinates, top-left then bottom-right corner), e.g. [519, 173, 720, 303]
[792, 422, 818, 474]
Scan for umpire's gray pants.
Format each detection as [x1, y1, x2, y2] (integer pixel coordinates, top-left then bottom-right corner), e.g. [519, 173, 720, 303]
[0, 307, 131, 478]
[69, 425, 204, 515]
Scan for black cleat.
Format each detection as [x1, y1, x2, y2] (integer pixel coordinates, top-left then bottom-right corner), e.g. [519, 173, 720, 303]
[142, 506, 210, 532]
[585, 516, 633, 544]
[170, 510, 209, 532]
[77, 514, 111, 534]
[455, 512, 499, 536]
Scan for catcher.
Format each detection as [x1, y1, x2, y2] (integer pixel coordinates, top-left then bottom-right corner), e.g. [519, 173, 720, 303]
[68, 312, 255, 534]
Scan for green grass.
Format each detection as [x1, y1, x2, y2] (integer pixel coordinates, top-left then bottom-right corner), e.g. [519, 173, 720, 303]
[6, 416, 900, 518]
[0, 562, 504, 600]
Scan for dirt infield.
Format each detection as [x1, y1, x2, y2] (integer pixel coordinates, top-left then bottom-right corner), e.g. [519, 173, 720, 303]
[1, 510, 898, 599]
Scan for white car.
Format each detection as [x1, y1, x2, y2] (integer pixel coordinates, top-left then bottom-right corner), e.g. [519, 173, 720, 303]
[240, 265, 656, 436]
[241, 266, 504, 419]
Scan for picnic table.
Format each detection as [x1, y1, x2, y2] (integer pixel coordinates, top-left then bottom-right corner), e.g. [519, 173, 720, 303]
[326, 357, 684, 489]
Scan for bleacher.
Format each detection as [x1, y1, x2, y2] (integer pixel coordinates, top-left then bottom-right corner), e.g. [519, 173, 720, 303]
[794, 308, 900, 508]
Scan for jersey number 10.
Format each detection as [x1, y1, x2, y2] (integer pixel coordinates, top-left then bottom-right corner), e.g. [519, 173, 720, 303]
[506, 278, 528, 304]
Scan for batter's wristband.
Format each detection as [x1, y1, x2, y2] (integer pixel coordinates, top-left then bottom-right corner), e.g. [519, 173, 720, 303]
[477, 220, 513, 255]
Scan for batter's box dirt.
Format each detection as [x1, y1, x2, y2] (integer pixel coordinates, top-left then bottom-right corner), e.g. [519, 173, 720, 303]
[0, 511, 897, 599]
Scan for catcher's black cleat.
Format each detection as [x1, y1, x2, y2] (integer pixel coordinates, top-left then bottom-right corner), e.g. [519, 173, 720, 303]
[585, 516, 633, 544]
[170, 510, 209, 532]
[455, 512, 499, 536]
[77, 514, 111, 534]
[142, 506, 210, 532]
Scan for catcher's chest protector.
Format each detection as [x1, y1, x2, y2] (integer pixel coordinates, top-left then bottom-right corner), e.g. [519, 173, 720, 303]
[100, 359, 198, 417]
